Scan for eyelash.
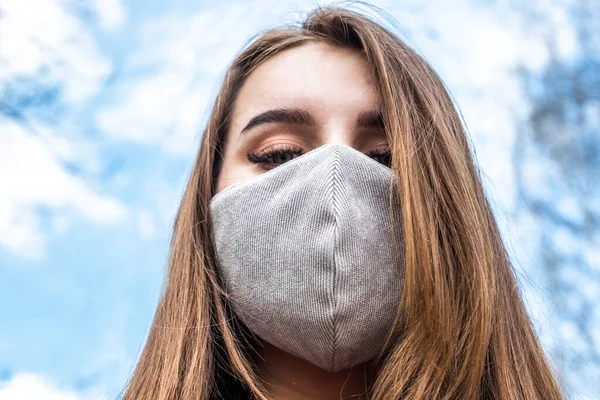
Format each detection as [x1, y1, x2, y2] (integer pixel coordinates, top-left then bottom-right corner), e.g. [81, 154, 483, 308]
[247, 143, 392, 169]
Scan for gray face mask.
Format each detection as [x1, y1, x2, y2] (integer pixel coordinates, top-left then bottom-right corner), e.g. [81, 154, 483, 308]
[209, 143, 405, 372]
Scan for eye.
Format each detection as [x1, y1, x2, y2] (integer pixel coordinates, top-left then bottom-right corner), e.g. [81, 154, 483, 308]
[368, 147, 392, 168]
[247, 143, 305, 169]
[247, 144, 392, 170]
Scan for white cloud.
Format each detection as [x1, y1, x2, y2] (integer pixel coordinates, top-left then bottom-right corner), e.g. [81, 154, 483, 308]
[0, 0, 130, 259]
[0, 0, 112, 104]
[89, 0, 127, 30]
[0, 373, 103, 400]
[96, 70, 212, 154]
[0, 119, 127, 259]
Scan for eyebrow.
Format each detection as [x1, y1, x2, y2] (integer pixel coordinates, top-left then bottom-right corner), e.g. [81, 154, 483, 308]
[356, 110, 384, 129]
[240, 107, 384, 133]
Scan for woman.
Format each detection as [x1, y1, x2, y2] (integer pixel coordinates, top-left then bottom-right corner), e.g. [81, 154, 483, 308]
[122, 5, 564, 400]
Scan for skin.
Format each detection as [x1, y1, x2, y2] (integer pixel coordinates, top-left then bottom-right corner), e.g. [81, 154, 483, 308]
[214, 42, 388, 399]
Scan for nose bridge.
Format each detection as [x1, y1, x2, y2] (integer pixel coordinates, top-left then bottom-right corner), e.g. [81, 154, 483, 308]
[318, 119, 356, 148]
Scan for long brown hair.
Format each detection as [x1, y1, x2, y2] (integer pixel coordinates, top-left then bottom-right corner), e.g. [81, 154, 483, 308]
[122, 5, 564, 400]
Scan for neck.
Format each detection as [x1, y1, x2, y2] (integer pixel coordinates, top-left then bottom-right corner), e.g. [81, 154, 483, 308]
[252, 340, 374, 400]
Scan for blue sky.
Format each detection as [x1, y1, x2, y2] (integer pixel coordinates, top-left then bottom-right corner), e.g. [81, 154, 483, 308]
[0, 0, 597, 398]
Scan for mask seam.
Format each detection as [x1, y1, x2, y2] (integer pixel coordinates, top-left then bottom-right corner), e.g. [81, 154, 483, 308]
[331, 146, 342, 371]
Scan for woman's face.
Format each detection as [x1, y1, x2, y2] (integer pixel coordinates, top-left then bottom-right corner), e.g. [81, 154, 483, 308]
[215, 41, 389, 195]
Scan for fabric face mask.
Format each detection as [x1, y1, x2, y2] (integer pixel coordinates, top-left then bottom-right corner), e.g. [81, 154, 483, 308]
[209, 143, 405, 372]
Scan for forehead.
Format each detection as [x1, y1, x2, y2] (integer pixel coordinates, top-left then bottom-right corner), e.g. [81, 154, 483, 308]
[230, 42, 378, 129]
